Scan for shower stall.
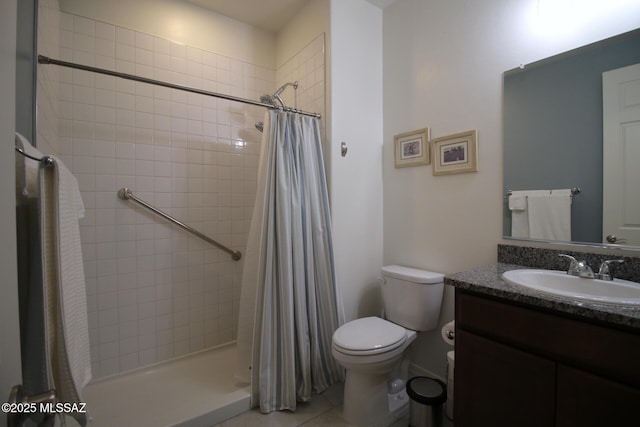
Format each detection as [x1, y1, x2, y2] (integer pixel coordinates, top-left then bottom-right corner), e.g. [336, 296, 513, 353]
[25, 0, 327, 425]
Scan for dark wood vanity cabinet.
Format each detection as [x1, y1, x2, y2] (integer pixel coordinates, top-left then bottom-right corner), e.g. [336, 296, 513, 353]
[454, 290, 640, 427]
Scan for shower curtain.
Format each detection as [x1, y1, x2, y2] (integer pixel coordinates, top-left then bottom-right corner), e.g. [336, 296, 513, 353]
[236, 110, 344, 413]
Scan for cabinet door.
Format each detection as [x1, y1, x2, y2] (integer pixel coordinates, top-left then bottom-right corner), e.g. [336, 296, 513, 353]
[455, 329, 556, 427]
[556, 364, 640, 427]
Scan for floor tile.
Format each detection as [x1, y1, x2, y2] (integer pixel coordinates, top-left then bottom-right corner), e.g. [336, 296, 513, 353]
[218, 380, 455, 427]
[220, 394, 334, 427]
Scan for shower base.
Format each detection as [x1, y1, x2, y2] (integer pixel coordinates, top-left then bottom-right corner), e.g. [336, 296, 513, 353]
[84, 343, 250, 427]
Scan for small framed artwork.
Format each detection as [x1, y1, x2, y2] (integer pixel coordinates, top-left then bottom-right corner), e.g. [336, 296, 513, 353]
[394, 128, 430, 168]
[432, 130, 478, 175]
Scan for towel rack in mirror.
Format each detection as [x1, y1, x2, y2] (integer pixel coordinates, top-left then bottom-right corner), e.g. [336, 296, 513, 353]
[505, 187, 581, 198]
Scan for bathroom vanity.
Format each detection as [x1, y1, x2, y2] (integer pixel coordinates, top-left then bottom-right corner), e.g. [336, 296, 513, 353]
[446, 262, 640, 427]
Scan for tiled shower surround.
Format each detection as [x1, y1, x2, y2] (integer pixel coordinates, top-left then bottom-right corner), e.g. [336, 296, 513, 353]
[44, 9, 325, 378]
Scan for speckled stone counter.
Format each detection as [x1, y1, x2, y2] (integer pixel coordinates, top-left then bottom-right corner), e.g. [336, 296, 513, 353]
[497, 244, 640, 282]
[445, 263, 640, 331]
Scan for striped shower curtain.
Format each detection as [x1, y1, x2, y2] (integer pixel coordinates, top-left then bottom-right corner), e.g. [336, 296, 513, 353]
[235, 110, 344, 413]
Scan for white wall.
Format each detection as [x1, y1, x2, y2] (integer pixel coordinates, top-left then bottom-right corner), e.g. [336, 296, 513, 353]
[60, 0, 276, 69]
[382, 0, 640, 378]
[330, 0, 384, 321]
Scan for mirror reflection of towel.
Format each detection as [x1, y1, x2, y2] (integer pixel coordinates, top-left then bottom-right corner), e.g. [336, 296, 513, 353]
[508, 195, 526, 211]
[509, 193, 529, 238]
[528, 191, 572, 241]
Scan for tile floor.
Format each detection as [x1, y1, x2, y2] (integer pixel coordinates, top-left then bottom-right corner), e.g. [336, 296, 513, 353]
[215, 382, 454, 427]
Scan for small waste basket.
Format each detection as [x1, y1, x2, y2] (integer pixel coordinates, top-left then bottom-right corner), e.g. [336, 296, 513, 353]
[406, 376, 446, 427]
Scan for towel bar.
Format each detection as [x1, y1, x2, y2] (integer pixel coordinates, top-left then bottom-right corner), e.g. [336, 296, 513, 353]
[14, 145, 55, 168]
[505, 187, 581, 198]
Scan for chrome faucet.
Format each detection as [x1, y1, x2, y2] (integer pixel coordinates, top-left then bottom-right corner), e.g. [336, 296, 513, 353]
[559, 254, 625, 280]
[596, 259, 624, 281]
[559, 254, 595, 278]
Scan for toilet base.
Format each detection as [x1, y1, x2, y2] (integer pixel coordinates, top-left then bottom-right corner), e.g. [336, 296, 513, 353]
[388, 387, 410, 415]
[343, 370, 409, 427]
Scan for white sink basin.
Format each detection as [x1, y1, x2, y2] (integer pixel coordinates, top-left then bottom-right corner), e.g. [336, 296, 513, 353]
[502, 269, 640, 306]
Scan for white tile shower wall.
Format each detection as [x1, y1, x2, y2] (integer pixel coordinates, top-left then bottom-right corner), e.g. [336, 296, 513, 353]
[56, 12, 275, 378]
[36, 0, 61, 155]
[276, 34, 326, 137]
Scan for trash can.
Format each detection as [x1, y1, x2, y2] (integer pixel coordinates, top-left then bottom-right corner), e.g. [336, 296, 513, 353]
[406, 376, 446, 427]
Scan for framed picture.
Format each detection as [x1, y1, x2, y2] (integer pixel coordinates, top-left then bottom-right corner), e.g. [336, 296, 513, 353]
[432, 130, 478, 175]
[394, 128, 430, 168]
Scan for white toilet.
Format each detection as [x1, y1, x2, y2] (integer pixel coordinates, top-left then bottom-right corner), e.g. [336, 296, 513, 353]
[331, 265, 444, 427]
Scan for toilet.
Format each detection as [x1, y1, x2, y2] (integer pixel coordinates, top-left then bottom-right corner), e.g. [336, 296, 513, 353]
[331, 265, 444, 427]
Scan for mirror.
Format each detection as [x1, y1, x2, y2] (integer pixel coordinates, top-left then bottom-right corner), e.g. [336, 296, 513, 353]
[503, 28, 640, 250]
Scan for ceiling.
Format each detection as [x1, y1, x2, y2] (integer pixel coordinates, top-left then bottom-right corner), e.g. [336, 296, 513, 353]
[183, 0, 313, 33]
[183, 0, 399, 33]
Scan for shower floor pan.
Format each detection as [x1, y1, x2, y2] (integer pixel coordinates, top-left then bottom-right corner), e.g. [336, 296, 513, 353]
[84, 343, 250, 427]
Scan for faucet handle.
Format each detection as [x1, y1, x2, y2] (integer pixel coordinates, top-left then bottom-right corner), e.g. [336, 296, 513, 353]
[559, 254, 594, 278]
[597, 259, 624, 280]
[559, 254, 578, 270]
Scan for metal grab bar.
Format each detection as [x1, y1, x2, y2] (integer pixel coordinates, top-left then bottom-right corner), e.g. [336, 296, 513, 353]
[117, 188, 241, 261]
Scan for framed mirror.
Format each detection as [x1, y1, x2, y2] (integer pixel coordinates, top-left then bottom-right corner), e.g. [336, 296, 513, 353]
[503, 28, 640, 250]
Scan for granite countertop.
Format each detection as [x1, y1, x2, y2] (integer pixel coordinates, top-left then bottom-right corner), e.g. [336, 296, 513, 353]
[445, 263, 640, 331]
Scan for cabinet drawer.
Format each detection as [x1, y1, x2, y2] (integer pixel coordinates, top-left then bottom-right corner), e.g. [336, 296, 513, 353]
[456, 290, 640, 387]
[455, 329, 556, 427]
[556, 364, 640, 427]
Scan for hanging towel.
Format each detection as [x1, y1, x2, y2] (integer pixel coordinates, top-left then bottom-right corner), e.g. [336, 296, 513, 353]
[509, 191, 530, 238]
[508, 194, 527, 211]
[527, 189, 572, 241]
[41, 155, 90, 426]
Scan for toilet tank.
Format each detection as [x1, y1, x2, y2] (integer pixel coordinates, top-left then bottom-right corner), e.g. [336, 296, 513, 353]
[381, 265, 444, 331]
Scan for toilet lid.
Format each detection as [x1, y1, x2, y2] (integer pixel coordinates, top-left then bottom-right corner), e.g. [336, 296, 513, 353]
[333, 317, 406, 354]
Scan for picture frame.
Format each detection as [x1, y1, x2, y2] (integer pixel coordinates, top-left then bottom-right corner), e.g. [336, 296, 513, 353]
[393, 128, 430, 168]
[432, 130, 478, 175]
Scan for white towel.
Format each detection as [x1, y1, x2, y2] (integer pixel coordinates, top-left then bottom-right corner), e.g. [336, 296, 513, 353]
[508, 194, 527, 211]
[509, 191, 530, 238]
[528, 190, 572, 241]
[41, 156, 90, 426]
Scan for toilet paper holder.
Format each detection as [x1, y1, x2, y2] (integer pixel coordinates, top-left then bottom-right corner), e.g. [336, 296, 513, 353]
[441, 320, 455, 345]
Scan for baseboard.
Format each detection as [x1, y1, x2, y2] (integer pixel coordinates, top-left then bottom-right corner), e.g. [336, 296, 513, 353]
[408, 362, 446, 383]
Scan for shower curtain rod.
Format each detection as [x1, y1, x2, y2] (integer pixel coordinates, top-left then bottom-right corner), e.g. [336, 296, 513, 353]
[38, 55, 321, 119]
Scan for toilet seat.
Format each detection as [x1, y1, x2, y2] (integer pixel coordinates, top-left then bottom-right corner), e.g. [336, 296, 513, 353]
[333, 317, 407, 356]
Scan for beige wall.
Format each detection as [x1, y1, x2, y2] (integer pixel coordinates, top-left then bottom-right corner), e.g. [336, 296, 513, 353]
[276, 0, 329, 70]
[382, 0, 640, 378]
